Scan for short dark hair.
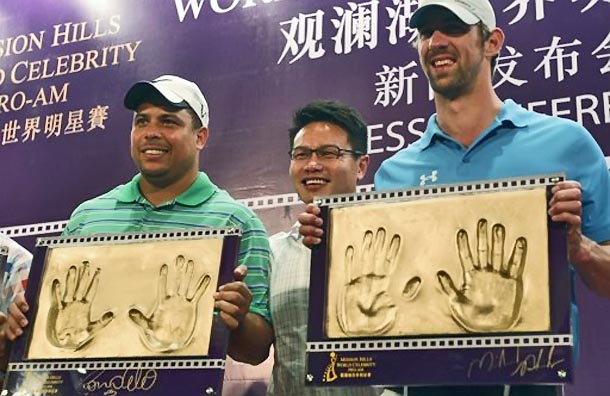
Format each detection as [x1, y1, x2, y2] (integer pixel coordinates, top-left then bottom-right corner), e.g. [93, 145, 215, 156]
[186, 108, 203, 130]
[289, 100, 368, 153]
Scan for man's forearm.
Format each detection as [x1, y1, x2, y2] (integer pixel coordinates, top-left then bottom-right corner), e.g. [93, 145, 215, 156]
[227, 312, 273, 364]
[573, 238, 610, 298]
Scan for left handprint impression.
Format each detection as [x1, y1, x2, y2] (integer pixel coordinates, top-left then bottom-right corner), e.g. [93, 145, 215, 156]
[337, 228, 421, 336]
[47, 261, 115, 350]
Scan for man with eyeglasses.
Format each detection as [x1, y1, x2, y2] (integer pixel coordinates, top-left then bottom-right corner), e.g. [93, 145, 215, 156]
[267, 100, 381, 396]
[299, 1, 610, 396]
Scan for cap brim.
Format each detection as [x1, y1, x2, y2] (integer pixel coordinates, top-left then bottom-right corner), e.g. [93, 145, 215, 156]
[124, 81, 186, 111]
[409, 2, 480, 28]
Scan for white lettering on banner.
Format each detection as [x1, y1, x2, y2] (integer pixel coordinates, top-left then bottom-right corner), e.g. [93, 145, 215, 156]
[534, 36, 582, 82]
[374, 61, 419, 107]
[0, 103, 111, 147]
[22, 117, 41, 142]
[368, 119, 425, 155]
[6, 41, 141, 86]
[1, 120, 20, 145]
[0, 91, 26, 114]
[44, 113, 63, 138]
[277, 2, 607, 70]
[494, 46, 528, 89]
[331, 1, 379, 55]
[0, 31, 45, 57]
[527, 91, 610, 126]
[592, 32, 610, 75]
[88, 105, 110, 131]
[277, 10, 325, 64]
[503, 1, 610, 24]
[175, 0, 206, 21]
[575, 0, 610, 14]
[174, 0, 282, 22]
[0, 83, 69, 114]
[386, 0, 417, 45]
[64, 110, 85, 135]
[504, 0, 555, 24]
[367, 92, 609, 157]
[51, 15, 121, 47]
[33, 82, 69, 108]
[211, 0, 244, 13]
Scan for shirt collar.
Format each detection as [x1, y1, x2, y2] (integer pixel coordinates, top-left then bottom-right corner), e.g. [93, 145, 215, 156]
[413, 99, 528, 152]
[112, 172, 216, 207]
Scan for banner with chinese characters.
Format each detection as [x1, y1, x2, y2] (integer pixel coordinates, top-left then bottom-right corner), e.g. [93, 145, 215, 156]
[1, 1, 609, 395]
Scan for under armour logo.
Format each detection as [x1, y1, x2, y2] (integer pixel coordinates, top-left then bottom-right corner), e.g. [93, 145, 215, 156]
[419, 170, 438, 186]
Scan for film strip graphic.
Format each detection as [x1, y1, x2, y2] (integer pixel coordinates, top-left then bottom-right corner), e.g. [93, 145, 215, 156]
[36, 228, 241, 248]
[0, 185, 375, 238]
[8, 358, 225, 372]
[3, 156, 597, 235]
[316, 174, 565, 207]
[307, 334, 573, 352]
[0, 220, 67, 238]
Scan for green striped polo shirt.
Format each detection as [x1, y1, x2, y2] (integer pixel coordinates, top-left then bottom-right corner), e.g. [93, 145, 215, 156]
[63, 172, 271, 322]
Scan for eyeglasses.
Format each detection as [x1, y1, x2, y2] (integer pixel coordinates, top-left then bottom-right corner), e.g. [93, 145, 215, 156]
[289, 145, 364, 161]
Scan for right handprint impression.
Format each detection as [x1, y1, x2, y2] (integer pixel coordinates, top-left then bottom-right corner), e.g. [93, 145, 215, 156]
[128, 255, 211, 352]
[437, 219, 527, 332]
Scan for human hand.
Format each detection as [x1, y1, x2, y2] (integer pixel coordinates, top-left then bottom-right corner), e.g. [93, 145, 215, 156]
[129, 255, 211, 352]
[437, 219, 527, 332]
[0, 312, 8, 367]
[214, 265, 251, 330]
[548, 180, 585, 263]
[47, 261, 115, 350]
[338, 228, 421, 335]
[6, 294, 28, 341]
[298, 204, 324, 248]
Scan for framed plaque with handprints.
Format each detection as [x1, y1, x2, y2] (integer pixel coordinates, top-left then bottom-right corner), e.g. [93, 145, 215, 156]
[3, 228, 240, 396]
[305, 174, 573, 387]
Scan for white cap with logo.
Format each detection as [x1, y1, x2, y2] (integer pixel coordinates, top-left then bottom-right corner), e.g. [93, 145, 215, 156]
[409, 0, 496, 30]
[124, 75, 209, 128]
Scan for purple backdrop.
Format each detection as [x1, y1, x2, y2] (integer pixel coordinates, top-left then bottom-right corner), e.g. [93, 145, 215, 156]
[1, 1, 609, 395]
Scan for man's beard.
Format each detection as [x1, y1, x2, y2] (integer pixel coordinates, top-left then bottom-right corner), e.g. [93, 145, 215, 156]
[426, 50, 486, 100]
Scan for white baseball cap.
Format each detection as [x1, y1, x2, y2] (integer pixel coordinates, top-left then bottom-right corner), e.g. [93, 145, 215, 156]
[409, 0, 496, 30]
[124, 75, 209, 128]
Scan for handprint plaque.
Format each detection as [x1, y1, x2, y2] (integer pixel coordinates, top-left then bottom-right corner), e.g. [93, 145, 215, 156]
[306, 175, 573, 387]
[5, 228, 240, 396]
[26, 235, 227, 359]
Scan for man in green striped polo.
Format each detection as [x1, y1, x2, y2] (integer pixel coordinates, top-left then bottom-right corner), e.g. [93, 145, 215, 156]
[6, 75, 273, 365]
